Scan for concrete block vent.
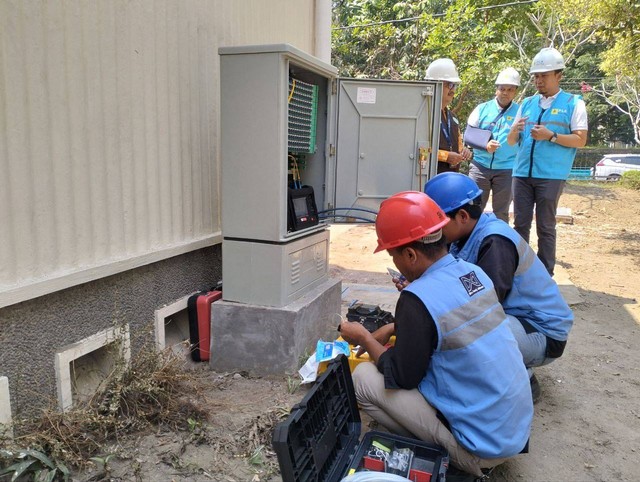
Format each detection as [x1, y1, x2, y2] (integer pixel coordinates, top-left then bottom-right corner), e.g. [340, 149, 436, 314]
[55, 326, 130, 411]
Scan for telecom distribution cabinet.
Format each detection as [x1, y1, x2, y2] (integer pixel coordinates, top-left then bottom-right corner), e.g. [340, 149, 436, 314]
[219, 44, 442, 307]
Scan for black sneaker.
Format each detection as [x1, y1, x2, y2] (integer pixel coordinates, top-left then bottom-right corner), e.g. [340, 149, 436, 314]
[446, 465, 480, 482]
[530, 373, 541, 404]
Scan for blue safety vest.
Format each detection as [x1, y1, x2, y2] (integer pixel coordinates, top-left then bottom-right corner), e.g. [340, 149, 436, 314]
[406, 254, 532, 459]
[450, 214, 574, 341]
[472, 99, 520, 170]
[513, 90, 579, 179]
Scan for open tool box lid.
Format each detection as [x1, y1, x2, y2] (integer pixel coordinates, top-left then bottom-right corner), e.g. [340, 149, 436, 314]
[273, 354, 361, 482]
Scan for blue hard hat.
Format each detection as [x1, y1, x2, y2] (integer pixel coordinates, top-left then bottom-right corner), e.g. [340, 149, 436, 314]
[424, 172, 483, 214]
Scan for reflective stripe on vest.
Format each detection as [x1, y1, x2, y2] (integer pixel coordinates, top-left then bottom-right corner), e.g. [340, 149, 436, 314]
[451, 213, 574, 340]
[438, 290, 507, 350]
[513, 91, 579, 179]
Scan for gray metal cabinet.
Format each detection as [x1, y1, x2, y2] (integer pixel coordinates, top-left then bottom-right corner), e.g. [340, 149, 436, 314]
[219, 44, 441, 306]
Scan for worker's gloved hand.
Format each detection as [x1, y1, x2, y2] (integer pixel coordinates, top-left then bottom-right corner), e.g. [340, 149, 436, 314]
[392, 276, 409, 292]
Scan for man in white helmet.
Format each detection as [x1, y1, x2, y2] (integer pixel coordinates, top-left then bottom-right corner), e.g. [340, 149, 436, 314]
[465, 67, 522, 222]
[507, 47, 588, 276]
[425, 58, 473, 174]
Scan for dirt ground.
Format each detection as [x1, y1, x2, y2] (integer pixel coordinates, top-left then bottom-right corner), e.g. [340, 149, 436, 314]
[81, 181, 640, 482]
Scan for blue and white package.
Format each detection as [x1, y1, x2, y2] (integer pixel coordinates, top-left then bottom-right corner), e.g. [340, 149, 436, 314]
[315, 340, 350, 362]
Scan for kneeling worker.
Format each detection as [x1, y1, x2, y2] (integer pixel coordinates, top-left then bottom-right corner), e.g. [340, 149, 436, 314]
[424, 172, 574, 401]
[339, 191, 532, 477]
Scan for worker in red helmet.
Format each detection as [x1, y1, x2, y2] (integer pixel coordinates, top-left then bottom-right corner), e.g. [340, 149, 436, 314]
[339, 191, 532, 477]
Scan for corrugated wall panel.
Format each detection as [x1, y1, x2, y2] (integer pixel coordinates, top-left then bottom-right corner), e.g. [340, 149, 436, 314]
[0, 0, 317, 308]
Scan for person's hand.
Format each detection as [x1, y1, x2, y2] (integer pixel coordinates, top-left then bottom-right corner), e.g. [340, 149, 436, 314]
[530, 124, 552, 141]
[461, 147, 472, 161]
[392, 276, 409, 292]
[339, 320, 370, 347]
[512, 116, 528, 133]
[486, 140, 501, 153]
[447, 151, 464, 166]
[355, 323, 395, 357]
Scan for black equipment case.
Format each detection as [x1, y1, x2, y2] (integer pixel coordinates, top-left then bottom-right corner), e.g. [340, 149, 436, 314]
[272, 355, 449, 482]
[346, 303, 394, 333]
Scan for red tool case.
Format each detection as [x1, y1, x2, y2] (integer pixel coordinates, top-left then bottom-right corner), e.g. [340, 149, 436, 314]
[187, 290, 222, 362]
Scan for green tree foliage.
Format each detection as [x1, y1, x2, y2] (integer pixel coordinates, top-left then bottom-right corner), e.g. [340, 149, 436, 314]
[551, 0, 640, 144]
[332, 0, 640, 145]
[572, 51, 635, 145]
[332, 0, 536, 121]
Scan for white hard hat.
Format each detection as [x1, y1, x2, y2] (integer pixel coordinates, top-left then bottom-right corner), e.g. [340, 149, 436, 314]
[495, 67, 521, 86]
[530, 47, 566, 74]
[425, 58, 461, 83]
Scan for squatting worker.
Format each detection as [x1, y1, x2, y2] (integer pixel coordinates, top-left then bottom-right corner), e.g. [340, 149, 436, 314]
[425, 172, 574, 402]
[466, 67, 521, 223]
[425, 59, 472, 174]
[339, 191, 532, 477]
[507, 47, 588, 276]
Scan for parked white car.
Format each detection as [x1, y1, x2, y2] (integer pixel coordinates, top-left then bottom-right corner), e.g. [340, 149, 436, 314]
[591, 154, 640, 180]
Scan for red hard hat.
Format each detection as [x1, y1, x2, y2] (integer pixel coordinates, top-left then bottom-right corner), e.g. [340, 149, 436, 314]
[374, 191, 450, 253]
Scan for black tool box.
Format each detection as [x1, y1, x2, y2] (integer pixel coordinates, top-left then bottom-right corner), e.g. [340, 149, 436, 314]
[273, 355, 449, 482]
[346, 303, 394, 333]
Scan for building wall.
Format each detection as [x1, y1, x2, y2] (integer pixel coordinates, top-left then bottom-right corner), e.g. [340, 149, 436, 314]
[0, 245, 221, 418]
[0, 0, 318, 308]
[0, 0, 321, 416]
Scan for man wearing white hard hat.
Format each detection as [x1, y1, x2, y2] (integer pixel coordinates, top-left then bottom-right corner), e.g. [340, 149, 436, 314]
[465, 67, 522, 222]
[507, 47, 588, 276]
[425, 58, 473, 174]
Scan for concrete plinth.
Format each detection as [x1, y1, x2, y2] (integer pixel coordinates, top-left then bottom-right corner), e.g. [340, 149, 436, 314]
[210, 278, 342, 375]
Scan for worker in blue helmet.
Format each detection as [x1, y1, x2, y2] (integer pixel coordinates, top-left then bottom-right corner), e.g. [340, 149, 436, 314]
[419, 171, 574, 402]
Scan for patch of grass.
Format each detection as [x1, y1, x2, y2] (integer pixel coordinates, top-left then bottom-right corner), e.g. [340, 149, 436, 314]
[88, 453, 115, 480]
[297, 347, 314, 369]
[248, 444, 265, 466]
[620, 170, 640, 190]
[0, 340, 210, 474]
[286, 375, 301, 394]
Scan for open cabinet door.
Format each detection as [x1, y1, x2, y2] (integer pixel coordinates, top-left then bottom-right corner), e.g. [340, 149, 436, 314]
[333, 79, 441, 218]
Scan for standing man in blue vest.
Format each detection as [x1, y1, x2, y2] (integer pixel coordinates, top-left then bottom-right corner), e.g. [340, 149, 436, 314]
[339, 191, 532, 477]
[507, 47, 588, 276]
[466, 67, 521, 222]
[425, 172, 574, 402]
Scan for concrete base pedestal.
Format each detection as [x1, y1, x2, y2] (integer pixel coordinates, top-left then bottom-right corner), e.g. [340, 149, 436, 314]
[210, 278, 342, 375]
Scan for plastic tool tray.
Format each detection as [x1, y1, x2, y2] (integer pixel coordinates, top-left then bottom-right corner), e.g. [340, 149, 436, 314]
[273, 355, 449, 482]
